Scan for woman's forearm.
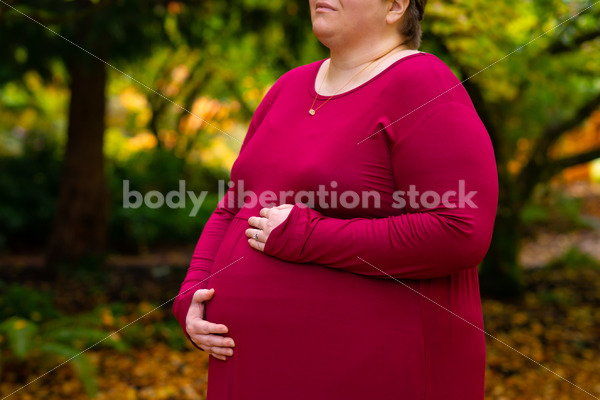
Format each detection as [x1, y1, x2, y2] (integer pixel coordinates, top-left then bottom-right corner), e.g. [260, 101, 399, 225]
[262, 202, 495, 280]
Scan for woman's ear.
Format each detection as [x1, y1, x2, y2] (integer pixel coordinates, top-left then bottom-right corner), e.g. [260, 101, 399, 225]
[386, 0, 409, 25]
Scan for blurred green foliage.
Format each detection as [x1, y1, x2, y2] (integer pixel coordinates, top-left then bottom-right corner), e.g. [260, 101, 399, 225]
[0, 281, 187, 396]
[0, 0, 599, 296]
[0, 141, 223, 253]
[0, 132, 61, 251]
[0, 0, 324, 256]
[520, 186, 591, 235]
[547, 246, 600, 270]
[106, 148, 223, 253]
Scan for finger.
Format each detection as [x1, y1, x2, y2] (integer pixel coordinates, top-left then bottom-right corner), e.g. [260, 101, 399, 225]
[259, 207, 272, 218]
[192, 334, 235, 348]
[248, 216, 267, 230]
[248, 237, 265, 252]
[211, 353, 227, 361]
[245, 228, 262, 242]
[214, 348, 234, 357]
[190, 319, 229, 335]
[207, 345, 235, 356]
[200, 347, 227, 361]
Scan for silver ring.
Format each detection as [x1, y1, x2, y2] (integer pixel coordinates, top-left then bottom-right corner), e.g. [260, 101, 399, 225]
[253, 231, 259, 241]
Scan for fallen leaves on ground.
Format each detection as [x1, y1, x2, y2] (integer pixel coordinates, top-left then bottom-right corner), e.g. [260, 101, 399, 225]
[1, 265, 599, 400]
[483, 265, 600, 400]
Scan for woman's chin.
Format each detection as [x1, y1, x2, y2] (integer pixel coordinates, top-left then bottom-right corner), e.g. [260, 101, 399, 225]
[312, 26, 337, 47]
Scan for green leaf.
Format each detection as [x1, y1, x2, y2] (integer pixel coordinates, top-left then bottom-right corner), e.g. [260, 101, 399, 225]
[40, 342, 99, 398]
[0, 317, 38, 359]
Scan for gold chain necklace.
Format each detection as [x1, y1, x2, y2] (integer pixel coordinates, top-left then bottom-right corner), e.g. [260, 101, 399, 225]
[309, 44, 405, 116]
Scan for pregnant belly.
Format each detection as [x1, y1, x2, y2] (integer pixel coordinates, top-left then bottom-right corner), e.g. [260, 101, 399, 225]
[203, 215, 427, 397]
[205, 216, 362, 329]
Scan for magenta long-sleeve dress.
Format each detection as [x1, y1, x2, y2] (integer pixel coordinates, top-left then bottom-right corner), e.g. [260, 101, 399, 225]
[173, 52, 499, 400]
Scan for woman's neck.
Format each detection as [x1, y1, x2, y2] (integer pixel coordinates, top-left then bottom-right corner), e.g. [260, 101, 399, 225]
[328, 37, 406, 72]
[316, 37, 413, 95]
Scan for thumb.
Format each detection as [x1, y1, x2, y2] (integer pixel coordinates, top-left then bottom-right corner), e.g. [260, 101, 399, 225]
[187, 288, 214, 319]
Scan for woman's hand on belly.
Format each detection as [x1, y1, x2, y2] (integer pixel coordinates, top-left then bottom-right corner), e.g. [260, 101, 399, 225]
[246, 204, 293, 252]
[186, 288, 236, 361]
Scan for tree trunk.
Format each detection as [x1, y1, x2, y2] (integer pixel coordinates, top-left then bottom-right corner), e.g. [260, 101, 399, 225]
[44, 60, 109, 275]
[479, 212, 526, 299]
[478, 170, 525, 299]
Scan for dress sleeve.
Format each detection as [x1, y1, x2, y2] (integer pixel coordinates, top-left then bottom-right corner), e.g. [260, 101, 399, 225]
[172, 189, 239, 350]
[262, 101, 499, 280]
[172, 79, 283, 350]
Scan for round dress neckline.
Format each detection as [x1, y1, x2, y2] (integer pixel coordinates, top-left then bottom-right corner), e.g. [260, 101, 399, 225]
[308, 51, 428, 100]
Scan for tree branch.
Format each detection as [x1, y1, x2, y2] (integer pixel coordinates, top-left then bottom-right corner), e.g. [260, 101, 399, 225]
[540, 93, 600, 151]
[547, 27, 600, 54]
[518, 92, 600, 199]
[549, 146, 600, 172]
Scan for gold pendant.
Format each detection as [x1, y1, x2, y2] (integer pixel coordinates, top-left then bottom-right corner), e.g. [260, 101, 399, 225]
[309, 109, 316, 116]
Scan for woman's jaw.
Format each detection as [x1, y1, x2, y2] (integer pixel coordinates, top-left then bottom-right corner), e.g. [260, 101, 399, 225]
[310, 0, 406, 63]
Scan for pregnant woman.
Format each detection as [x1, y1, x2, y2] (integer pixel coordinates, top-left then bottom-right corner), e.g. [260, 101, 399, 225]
[173, 0, 499, 399]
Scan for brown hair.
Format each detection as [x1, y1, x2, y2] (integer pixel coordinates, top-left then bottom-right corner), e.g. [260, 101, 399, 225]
[397, 0, 427, 49]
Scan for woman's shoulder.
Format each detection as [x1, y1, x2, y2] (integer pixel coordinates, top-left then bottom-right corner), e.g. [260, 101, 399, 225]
[378, 52, 479, 131]
[383, 52, 475, 112]
[386, 52, 460, 90]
